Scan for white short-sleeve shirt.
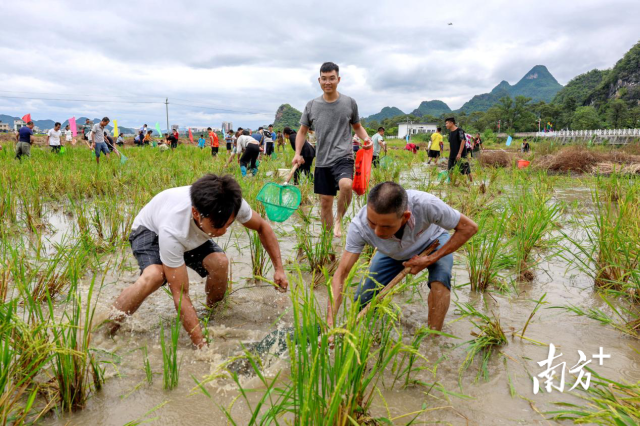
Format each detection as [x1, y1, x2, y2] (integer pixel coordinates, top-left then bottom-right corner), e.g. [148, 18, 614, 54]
[48, 129, 62, 146]
[132, 186, 253, 267]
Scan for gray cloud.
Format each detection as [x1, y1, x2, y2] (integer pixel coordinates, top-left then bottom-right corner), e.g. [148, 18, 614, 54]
[1, 0, 639, 128]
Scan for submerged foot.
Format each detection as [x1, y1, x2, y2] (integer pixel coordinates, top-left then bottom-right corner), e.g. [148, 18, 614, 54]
[333, 221, 342, 238]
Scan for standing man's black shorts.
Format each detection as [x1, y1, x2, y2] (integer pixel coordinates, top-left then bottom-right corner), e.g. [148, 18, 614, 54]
[448, 156, 471, 175]
[428, 150, 440, 159]
[211, 146, 219, 156]
[129, 226, 223, 279]
[314, 156, 354, 196]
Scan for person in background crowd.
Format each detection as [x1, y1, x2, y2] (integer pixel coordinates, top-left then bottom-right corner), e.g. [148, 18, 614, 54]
[284, 126, 315, 184]
[236, 129, 261, 176]
[471, 133, 483, 158]
[140, 124, 148, 137]
[521, 139, 530, 153]
[427, 127, 444, 165]
[225, 130, 234, 152]
[405, 142, 418, 154]
[276, 130, 285, 152]
[264, 124, 275, 157]
[117, 133, 125, 146]
[143, 131, 152, 146]
[307, 128, 317, 147]
[47, 122, 63, 153]
[91, 117, 111, 164]
[82, 119, 93, 149]
[167, 131, 178, 149]
[173, 128, 180, 145]
[445, 117, 473, 183]
[15, 121, 35, 160]
[352, 134, 361, 157]
[64, 124, 74, 145]
[208, 127, 219, 156]
[198, 134, 206, 149]
[371, 127, 386, 168]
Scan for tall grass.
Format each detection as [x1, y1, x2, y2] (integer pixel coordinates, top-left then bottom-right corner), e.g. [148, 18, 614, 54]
[159, 305, 181, 390]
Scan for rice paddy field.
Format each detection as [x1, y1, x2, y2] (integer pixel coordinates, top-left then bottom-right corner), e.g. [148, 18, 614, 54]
[1, 138, 639, 425]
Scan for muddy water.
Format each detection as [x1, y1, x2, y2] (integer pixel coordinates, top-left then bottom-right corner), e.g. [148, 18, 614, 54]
[36, 170, 640, 426]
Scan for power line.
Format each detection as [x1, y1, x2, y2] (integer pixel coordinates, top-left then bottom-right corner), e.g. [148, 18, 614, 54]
[171, 102, 267, 115]
[0, 95, 162, 104]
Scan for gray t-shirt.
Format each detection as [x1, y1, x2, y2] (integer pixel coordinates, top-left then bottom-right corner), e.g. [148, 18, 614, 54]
[345, 190, 461, 260]
[92, 123, 106, 144]
[300, 93, 359, 167]
[372, 133, 384, 156]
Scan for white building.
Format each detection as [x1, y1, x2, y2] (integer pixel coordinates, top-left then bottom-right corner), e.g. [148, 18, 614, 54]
[0, 121, 9, 132]
[13, 119, 25, 131]
[397, 122, 438, 139]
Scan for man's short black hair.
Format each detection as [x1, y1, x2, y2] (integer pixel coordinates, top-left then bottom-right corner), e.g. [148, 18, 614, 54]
[367, 182, 408, 217]
[27, 121, 34, 126]
[320, 62, 339, 75]
[283, 127, 295, 135]
[102, 117, 110, 123]
[207, 127, 212, 130]
[268, 124, 273, 127]
[55, 122, 61, 127]
[242, 129, 250, 135]
[190, 174, 243, 228]
[258, 127, 263, 131]
[445, 117, 455, 125]
[378, 127, 385, 132]
[437, 127, 442, 132]
[237, 127, 243, 131]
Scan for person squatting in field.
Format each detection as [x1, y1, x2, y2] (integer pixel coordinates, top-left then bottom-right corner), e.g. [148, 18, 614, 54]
[108, 174, 288, 348]
[327, 182, 477, 332]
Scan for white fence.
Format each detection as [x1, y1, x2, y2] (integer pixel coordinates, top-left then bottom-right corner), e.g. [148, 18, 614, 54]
[536, 129, 640, 138]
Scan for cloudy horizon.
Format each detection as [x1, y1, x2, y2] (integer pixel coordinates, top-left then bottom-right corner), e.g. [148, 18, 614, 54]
[1, 0, 638, 129]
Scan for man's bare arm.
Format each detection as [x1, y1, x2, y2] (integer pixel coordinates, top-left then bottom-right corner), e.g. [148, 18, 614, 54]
[242, 211, 288, 291]
[352, 123, 371, 147]
[164, 263, 206, 348]
[292, 125, 309, 166]
[327, 251, 361, 327]
[404, 214, 478, 274]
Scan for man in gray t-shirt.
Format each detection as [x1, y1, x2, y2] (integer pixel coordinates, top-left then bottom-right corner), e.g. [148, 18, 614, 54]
[91, 117, 111, 164]
[327, 182, 478, 332]
[293, 62, 373, 238]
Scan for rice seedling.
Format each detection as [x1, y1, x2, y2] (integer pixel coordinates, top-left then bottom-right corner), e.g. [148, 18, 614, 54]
[47, 276, 105, 412]
[452, 301, 508, 386]
[245, 227, 270, 278]
[562, 178, 640, 296]
[142, 346, 153, 385]
[159, 305, 182, 390]
[464, 210, 511, 292]
[547, 367, 640, 424]
[294, 210, 336, 286]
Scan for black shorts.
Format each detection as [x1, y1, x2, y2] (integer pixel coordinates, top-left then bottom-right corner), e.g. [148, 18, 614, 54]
[314, 156, 354, 196]
[211, 146, 219, 156]
[448, 156, 471, 175]
[129, 226, 223, 278]
[428, 150, 441, 158]
[226, 142, 232, 151]
[170, 141, 177, 149]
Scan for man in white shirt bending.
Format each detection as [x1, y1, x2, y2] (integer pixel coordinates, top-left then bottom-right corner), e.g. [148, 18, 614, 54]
[109, 174, 289, 348]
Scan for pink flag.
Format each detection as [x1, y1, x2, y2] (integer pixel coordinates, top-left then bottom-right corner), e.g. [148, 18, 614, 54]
[69, 117, 77, 136]
[22, 113, 31, 123]
[188, 128, 194, 143]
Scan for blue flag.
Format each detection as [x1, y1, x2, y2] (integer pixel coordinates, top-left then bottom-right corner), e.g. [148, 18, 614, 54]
[406, 133, 409, 142]
[506, 136, 512, 146]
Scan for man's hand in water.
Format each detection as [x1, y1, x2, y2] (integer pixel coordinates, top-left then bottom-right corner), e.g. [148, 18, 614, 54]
[292, 154, 305, 167]
[273, 269, 288, 292]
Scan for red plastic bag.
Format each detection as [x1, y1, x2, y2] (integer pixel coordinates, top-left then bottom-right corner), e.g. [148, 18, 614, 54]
[352, 147, 373, 196]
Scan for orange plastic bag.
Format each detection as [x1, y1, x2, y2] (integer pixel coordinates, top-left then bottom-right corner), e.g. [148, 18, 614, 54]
[352, 147, 373, 196]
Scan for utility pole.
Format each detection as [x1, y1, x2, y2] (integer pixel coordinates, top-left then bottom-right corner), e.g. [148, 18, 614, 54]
[165, 98, 170, 135]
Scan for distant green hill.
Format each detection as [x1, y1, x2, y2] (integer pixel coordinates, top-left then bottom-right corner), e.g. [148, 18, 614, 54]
[458, 65, 563, 113]
[363, 106, 405, 124]
[411, 100, 451, 117]
[585, 40, 640, 107]
[552, 69, 609, 105]
[273, 104, 302, 130]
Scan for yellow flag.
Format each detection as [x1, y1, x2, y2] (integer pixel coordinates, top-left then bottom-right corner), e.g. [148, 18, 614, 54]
[113, 119, 119, 137]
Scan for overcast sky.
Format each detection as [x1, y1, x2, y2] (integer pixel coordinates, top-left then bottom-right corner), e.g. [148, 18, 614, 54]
[1, 0, 638, 129]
